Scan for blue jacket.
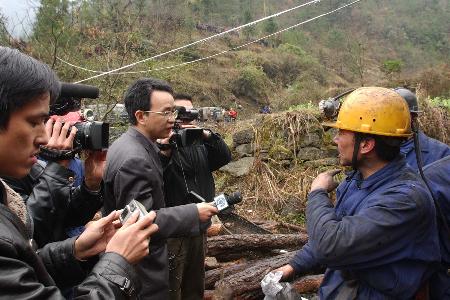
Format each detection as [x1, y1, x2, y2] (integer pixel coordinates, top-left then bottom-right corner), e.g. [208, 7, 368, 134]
[289, 156, 440, 299]
[400, 131, 450, 170]
[68, 158, 84, 187]
[424, 156, 450, 299]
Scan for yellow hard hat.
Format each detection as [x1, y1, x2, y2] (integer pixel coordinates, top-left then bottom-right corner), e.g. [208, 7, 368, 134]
[323, 87, 412, 137]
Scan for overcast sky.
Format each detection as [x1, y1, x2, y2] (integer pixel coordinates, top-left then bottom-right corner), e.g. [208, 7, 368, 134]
[0, 0, 38, 38]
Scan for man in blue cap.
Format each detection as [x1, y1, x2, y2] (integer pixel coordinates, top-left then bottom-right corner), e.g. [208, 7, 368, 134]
[394, 87, 450, 170]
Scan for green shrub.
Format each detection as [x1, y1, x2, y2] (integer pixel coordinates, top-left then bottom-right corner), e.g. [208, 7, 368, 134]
[232, 65, 272, 104]
[429, 97, 450, 110]
[380, 59, 403, 77]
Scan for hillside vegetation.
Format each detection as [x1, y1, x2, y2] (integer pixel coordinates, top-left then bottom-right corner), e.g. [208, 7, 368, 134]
[1, 0, 449, 118]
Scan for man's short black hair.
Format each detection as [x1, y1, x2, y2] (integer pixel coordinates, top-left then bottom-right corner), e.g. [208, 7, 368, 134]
[123, 77, 173, 125]
[0, 46, 60, 130]
[174, 93, 193, 102]
[359, 133, 404, 162]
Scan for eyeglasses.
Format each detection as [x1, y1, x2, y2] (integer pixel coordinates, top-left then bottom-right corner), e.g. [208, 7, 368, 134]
[141, 110, 178, 119]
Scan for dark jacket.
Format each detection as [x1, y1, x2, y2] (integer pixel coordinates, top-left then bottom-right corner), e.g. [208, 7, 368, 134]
[289, 156, 440, 299]
[103, 127, 201, 300]
[400, 131, 450, 170]
[0, 181, 139, 299]
[2, 160, 103, 247]
[163, 130, 231, 206]
[424, 156, 450, 299]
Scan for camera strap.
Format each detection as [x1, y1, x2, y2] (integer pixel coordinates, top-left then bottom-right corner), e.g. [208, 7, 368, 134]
[173, 143, 191, 196]
[38, 146, 82, 161]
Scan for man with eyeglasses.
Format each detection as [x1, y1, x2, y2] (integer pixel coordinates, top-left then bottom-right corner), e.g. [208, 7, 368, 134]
[103, 78, 219, 300]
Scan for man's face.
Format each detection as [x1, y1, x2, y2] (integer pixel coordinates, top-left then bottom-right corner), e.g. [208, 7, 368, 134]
[333, 129, 356, 166]
[144, 90, 175, 140]
[0, 93, 50, 178]
[174, 99, 194, 126]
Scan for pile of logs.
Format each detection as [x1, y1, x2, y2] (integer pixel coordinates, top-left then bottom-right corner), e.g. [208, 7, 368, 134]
[205, 220, 325, 299]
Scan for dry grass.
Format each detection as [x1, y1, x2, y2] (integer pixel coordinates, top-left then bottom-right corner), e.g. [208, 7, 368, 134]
[417, 88, 450, 144]
[216, 110, 338, 224]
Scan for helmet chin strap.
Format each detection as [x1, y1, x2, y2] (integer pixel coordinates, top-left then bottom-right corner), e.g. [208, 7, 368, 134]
[351, 134, 363, 170]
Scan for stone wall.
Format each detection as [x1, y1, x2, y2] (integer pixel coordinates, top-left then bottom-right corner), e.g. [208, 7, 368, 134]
[220, 112, 338, 177]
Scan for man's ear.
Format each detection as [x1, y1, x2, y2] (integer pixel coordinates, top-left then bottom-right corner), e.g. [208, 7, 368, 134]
[360, 137, 376, 155]
[135, 111, 146, 125]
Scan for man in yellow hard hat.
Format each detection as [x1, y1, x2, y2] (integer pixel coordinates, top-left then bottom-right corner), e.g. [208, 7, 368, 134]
[271, 87, 440, 298]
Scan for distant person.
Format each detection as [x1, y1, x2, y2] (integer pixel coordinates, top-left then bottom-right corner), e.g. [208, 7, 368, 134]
[260, 105, 271, 114]
[394, 87, 450, 170]
[228, 107, 237, 121]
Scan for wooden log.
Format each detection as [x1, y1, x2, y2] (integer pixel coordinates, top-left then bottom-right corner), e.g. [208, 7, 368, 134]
[279, 222, 307, 234]
[292, 274, 324, 294]
[227, 274, 324, 299]
[213, 251, 296, 299]
[204, 290, 214, 300]
[205, 261, 249, 289]
[207, 233, 308, 257]
[253, 220, 307, 234]
[207, 223, 224, 237]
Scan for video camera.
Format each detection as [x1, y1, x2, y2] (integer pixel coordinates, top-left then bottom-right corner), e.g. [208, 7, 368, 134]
[170, 106, 204, 147]
[187, 191, 243, 213]
[318, 89, 355, 119]
[50, 82, 109, 151]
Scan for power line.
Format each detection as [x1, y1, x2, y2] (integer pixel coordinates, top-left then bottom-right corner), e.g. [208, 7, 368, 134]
[109, 0, 364, 75]
[59, 0, 363, 76]
[73, 0, 321, 83]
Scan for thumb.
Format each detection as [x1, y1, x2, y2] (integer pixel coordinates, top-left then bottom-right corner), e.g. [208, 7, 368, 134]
[136, 211, 157, 229]
[95, 210, 117, 227]
[121, 211, 140, 229]
[327, 169, 342, 176]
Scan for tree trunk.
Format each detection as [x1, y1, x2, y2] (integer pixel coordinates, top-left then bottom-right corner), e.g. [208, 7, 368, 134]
[205, 261, 249, 289]
[213, 252, 296, 299]
[207, 223, 224, 237]
[292, 274, 324, 294]
[223, 274, 324, 299]
[207, 234, 308, 259]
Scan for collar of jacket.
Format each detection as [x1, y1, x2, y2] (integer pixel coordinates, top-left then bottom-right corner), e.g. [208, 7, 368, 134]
[127, 126, 160, 154]
[401, 130, 430, 155]
[345, 155, 408, 190]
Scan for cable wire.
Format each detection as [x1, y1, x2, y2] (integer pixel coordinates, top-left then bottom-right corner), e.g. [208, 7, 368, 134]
[73, 0, 321, 83]
[107, 0, 363, 75]
[60, 0, 362, 77]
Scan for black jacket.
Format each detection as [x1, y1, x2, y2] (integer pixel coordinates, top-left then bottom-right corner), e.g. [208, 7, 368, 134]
[162, 130, 231, 206]
[103, 127, 201, 300]
[0, 182, 139, 299]
[2, 161, 103, 247]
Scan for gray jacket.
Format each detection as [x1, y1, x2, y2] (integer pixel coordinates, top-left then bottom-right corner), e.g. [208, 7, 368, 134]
[103, 127, 201, 299]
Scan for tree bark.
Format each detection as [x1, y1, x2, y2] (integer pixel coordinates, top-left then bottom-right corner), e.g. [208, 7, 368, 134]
[207, 233, 308, 258]
[205, 261, 249, 289]
[220, 274, 324, 299]
[207, 223, 224, 237]
[292, 274, 324, 294]
[213, 252, 296, 299]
